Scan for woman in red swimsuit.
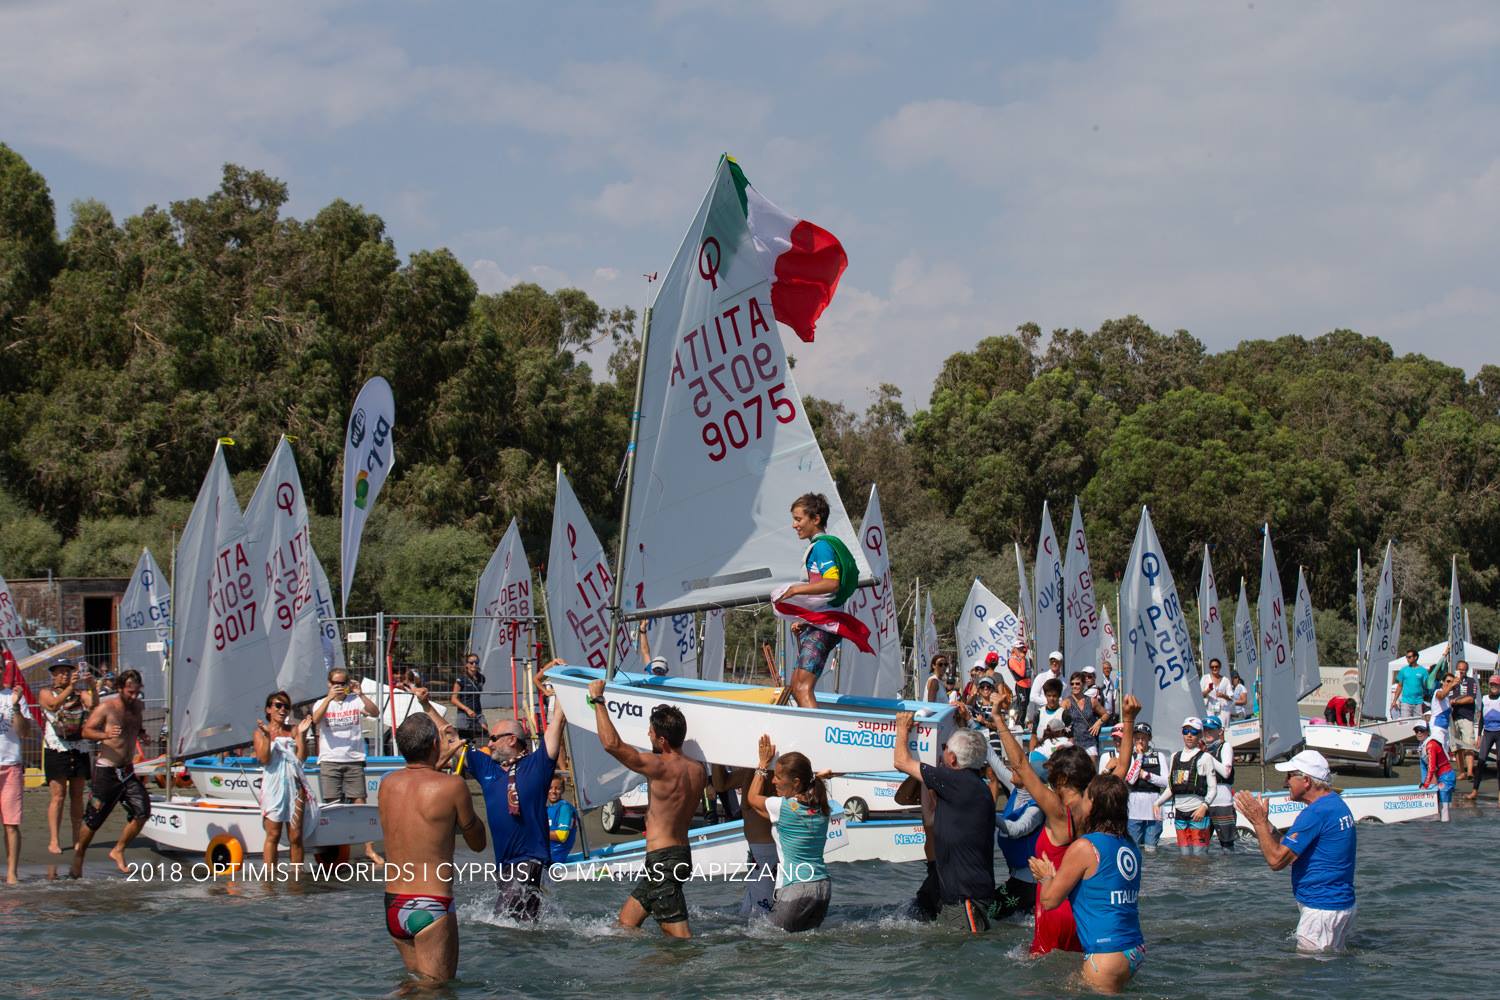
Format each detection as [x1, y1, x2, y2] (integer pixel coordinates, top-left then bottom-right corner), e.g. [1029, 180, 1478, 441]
[989, 687, 1142, 954]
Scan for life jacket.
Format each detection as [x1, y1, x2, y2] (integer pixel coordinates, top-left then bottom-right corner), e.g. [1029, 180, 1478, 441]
[1169, 750, 1209, 798]
[995, 787, 1042, 874]
[1128, 751, 1164, 794]
[1204, 739, 1233, 787]
[1423, 737, 1453, 779]
[811, 534, 860, 607]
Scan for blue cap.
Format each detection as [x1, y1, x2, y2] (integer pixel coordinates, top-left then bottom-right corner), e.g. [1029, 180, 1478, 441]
[1203, 716, 1223, 731]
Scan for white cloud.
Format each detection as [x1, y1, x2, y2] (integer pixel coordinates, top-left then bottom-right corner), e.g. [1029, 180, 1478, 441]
[594, 267, 620, 282]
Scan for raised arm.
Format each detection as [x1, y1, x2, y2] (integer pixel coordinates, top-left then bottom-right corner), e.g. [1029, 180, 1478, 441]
[587, 679, 658, 777]
[892, 712, 921, 780]
[744, 735, 776, 817]
[356, 683, 380, 718]
[1107, 695, 1140, 781]
[988, 687, 1068, 823]
[453, 778, 487, 853]
[542, 685, 566, 762]
[310, 682, 338, 724]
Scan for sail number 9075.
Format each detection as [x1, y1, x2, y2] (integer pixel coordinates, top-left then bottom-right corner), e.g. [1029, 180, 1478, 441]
[701, 383, 796, 461]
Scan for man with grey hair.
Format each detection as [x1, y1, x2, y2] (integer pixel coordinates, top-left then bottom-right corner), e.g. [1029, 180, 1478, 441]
[893, 712, 996, 933]
[1236, 750, 1357, 953]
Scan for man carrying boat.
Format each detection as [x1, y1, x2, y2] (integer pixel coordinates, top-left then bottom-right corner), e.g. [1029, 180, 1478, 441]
[588, 678, 706, 938]
[1236, 750, 1356, 954]
[380, 712, 486, 984]
[70, 669, 148, 877]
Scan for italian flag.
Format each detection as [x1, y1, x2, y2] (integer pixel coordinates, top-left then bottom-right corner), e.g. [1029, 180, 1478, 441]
[725, 156, 847, 344]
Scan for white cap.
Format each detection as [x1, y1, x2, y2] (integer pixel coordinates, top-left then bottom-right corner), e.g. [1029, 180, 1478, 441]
[648, 656, 670, 677]
[1274, 749, 1332, 783]
[1182, 716, 1203, 732]
[1081, 664, 1096, 674]
[1048, 650, 1063, 662]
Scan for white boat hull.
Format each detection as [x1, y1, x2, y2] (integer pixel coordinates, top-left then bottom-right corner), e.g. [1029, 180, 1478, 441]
[1227, 718, 1390, 764]
[1159, 784, 1437, 842]
[825, 771, 911, 820]
[547, 666, 956, 772]
[838, 817, 927, 863]
[143, 797, 382, 855]
[186, 756, 401, 805]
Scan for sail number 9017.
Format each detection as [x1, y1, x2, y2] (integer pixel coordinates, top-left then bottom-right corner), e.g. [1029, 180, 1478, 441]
[701, 383, 796, 461]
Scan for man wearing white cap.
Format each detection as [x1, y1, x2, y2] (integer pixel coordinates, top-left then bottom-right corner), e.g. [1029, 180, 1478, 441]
[1027, 652, 1063, 730]
[1235, 750, 1356, 954]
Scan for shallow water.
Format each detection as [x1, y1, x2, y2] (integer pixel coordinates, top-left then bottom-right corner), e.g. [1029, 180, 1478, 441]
[10, 804, 1500, 999]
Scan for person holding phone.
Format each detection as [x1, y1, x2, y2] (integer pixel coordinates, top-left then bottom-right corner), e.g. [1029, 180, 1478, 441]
[311, 667, 381, 862]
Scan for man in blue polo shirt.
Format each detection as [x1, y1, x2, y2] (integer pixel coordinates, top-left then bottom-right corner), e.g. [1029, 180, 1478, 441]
[1390, 649, 1429, 719]
[1236, 750, 1356, 953]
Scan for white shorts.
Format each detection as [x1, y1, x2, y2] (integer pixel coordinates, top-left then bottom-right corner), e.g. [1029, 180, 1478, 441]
[739, 841, 778, 919]
[1296, 902, 1355, 953]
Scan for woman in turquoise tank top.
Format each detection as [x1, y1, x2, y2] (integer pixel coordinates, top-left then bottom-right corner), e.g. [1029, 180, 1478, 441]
[745, 736, 832, 933]
[1031, 773, 1146, 994]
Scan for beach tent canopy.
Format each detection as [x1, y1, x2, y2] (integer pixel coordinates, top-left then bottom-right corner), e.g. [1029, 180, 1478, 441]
[1387, 640, 1497, 673]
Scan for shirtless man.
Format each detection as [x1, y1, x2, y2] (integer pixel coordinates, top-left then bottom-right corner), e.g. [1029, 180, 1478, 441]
[380, 712, 485, 984]
[70, 670, 148, 877]
[589, 678, 706, 938]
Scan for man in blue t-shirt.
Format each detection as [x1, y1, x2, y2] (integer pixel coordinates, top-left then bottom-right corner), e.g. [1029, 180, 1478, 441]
[1390, 649, 1429, 719]
[1236, 750, 1357, 953]
[461, 680, 566, 922]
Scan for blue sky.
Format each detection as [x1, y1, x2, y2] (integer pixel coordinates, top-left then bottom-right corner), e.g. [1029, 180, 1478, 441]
[3, 0, 1497, 408]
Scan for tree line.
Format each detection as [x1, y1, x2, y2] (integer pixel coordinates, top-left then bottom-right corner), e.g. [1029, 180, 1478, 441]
[3, 144, 1497, 666]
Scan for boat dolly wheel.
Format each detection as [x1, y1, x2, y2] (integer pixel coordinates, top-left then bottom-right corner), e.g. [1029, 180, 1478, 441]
[205, 834, 245, 875]
[601, 798, 623, 834]
[844, 797, 869, 823]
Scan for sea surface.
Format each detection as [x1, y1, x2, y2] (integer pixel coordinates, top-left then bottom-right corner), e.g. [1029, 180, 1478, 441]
[9, 803, 1500, 999]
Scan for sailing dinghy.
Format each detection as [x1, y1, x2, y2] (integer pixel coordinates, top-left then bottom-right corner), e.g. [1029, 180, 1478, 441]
[553, 157, 956, 772]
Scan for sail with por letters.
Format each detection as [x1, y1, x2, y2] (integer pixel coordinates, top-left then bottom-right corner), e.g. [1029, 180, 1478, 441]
[244, 437, 329, 704]
[955, 579, 1022, 692]
[1257, 526, 1300, 762]
[1062, 498, 1102, 677]
[619, 157, 868, 621]
[174, 444, 276, 757]
[1119, 506, 1204, 753]
[1034, 502, 1064, 664]
[1291, 566, 1320, 700]
[118, 548, 171, 705]
[469, 519, 535, 688]
[833, 485, 903, 697]
[1198, 545, 1228, 671]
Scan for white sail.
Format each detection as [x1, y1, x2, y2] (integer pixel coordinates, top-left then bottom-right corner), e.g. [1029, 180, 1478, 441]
[310, 553, 345, 671]
[834, 485, 903, 698]
[0, 571, 30, 663]
[1099, 602, 1119, 673]
[1061, 497, 1102, 677]
[618, 161, 868, 616]
[955, 579, 1022, 692]
[1198, 545, 1229, 672]
[920, 593, 939, 676]
[700, 608, 726, 682]
[1447, 556, 1464, 668]
[118, 548, 171, 705]
[1360, 541, 1395, 716]
[173, 444, 276, 757]
[1390, 599, 1403, 669]
[244, 437, 329, 704]
[468, 518, 536, 690]
[1034, 501, 1064, 663]
[645, 613, 699, 677]
[340, 376, 395, 615]
[1232, 579, 1259, 693]
[1257, 527, 1299, 762]
[546, 465, 641, 808]
[1119, 506, 1204, 753]
[1015, 542, 1034, 654]
[1291, 566, 1320, 700]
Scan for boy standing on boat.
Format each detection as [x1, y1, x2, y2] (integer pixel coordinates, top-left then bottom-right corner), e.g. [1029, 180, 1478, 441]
[772, 492, 872, 709]
[589, 678, 706, 938]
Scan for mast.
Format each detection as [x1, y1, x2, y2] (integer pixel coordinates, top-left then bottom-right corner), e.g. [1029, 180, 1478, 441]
[605, 307, 653, 683]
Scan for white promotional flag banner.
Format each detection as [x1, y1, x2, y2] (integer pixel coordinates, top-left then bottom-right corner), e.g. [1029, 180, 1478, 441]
[955, 579, 1022, 692]
[311, 553, 345, 671]
[1447, 557, 1464, 669]
[0, 571, 29, 663]
[469, 519, 536, 689]
[173, 445, 275, 757]
[244, 437, 328, 704]
[1119, 507, 1204, 753]
[619, 159, 867, 616]
[1034, 501, 1064, 665]
[1354, 550, 1367, 673]
[1062, 497, 1102, 676]
[1198, 545, 1229, 672]
[1361, 541, 1395, 715]
[118, 548, 171, 704]
[835, 485, 903, 698]
[700, 609, 726, 682]
[1015, 543, 1034, 652]
[340, 376, 395, 615]
[546, 465, 639, 809]
[646, 613, 699, 677]
[1232, 580, 1259, 693]
[1291, 567, 1320, 700]
[1257, 526, 1299, 762]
